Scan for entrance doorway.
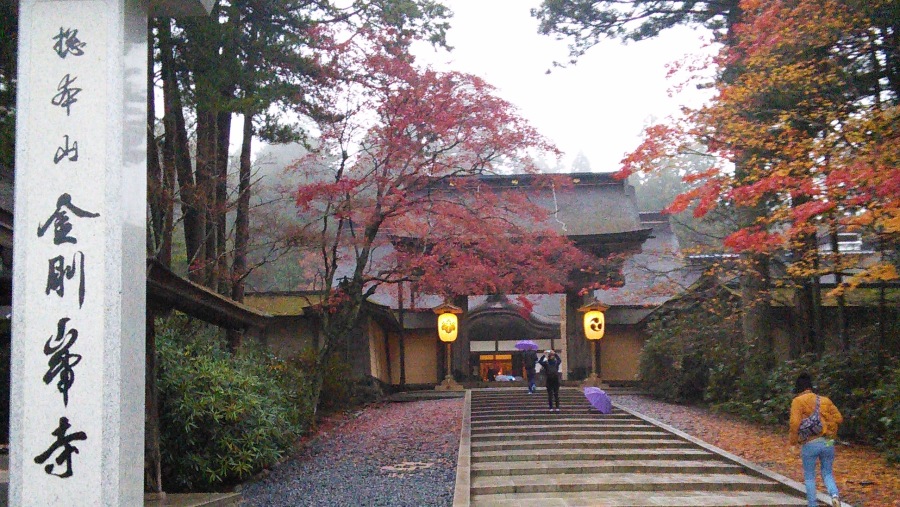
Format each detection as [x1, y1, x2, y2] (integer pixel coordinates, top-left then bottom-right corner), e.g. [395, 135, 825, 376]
[477, 353, 528, 381]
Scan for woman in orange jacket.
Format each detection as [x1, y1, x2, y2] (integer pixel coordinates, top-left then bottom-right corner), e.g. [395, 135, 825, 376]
[789, 372, 843, 507]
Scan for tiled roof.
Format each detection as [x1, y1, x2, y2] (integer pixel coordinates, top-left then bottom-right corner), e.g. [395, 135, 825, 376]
[428, 172, 646, 236]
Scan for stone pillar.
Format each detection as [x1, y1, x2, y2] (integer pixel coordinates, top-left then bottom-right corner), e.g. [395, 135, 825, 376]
[10, 1, 210, 504]
[451, 295, 469, 381]
[564, 290, 590, 380]
[558, 294, 568, 381]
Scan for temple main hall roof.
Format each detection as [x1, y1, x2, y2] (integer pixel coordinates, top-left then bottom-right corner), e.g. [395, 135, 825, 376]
[428, 171, 649, 238]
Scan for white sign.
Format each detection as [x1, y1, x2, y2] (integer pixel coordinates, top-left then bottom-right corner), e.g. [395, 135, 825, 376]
[11, 0, 146, 504]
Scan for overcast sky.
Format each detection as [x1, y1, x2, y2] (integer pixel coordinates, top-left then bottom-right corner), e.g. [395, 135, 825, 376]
[412, 0, 714, 173]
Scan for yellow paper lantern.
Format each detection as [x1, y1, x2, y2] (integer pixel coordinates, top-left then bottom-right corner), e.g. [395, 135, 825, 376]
[437, 312, 459, 342]
[583, 310, 605, 340]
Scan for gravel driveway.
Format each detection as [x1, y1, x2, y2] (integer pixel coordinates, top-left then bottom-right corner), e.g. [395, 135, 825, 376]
[241, 398, 463, 507]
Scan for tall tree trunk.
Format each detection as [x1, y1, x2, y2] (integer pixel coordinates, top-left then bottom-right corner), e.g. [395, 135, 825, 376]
[451, 294, 469, 381]
[791, 230, 822, 356]
[215, 110, 232, 294]
[159, 21, 203, 280]
[741, 251, 772, 356]
[878, 232, 888, 369]
[144, 307, 163, 495]
[231, 112, 252, 303]
[227, 112, 253, 352]
[144, 23, 164, 496]
[147, 27, 164, 257]
[829, 228, 847, 350]
[159, 136, 175, 268]
[811, 245, 824, 354]
[735, 197, 773, 359]
[196, 108, 217, 284]
[398, 282, 406, 386]
[155, 28, 175, 268]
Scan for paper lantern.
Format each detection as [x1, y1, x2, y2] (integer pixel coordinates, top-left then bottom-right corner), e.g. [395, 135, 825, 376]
[583, 310, 605, 340]
[437, 312, 459, 343]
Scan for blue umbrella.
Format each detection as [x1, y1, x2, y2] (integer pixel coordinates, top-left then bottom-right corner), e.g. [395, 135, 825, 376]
[515, 340, 539, 351]
[583, 386, 613, 414]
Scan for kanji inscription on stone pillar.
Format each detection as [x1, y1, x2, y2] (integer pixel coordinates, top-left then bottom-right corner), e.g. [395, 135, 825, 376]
[11, 1, 211, 505]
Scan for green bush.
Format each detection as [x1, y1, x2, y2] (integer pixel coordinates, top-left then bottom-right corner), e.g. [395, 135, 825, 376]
[638, 281, 900, 463]
[156, 315, 313, 492]
[319, 352, 353, 411]
[871, 362, 900, 463]
[639, 281, 741, 403]
[638, 329, 680, 401]
[704, 342, 747, 404]
[715, 355, 805, 425]
[638, 328, 709, 403]
[290, 346, 354, 413]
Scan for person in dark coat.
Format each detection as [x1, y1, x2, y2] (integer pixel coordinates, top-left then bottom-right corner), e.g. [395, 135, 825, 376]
[523, 348, 538, 394]
[538, 349, 562, 411]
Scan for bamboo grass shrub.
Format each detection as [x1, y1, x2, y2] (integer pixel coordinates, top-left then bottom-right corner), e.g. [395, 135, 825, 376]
[156, 315, 312, 491]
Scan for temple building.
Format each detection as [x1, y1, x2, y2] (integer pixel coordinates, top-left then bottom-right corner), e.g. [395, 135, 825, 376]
[245, 172, 697, 386]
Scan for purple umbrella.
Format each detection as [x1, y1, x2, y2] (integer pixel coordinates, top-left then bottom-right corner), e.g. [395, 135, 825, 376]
[583, 386, 613, 414]
[515, 340, 539, 351]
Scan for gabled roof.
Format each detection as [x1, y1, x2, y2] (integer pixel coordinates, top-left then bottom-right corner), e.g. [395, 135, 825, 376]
[427, 172, 649, 238]
[465, 294, 560, 341]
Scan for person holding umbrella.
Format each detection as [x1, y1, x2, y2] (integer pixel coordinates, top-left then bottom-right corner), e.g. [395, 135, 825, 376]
[538, 349, 562, 411]
[523, 347, 538, 394]
[516, 340, 540, 394]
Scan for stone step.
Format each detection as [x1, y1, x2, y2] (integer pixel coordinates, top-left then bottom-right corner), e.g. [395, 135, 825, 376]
[470, 399, 620, 405]
[471, 412, 640, 429]
[470, 410, 626, 417]
[470, 448, 717, 463]
[471, 398, 622, 404]
[472, 407, 640, 422]
[471, 396, 611, 403]
[471, 430, 675, 442]
[472, 391, 592, 397]
[469, 490, 809, 506]
[470, 407, 617, 414]
[472, 390, 615, 403]
[471, 459, 742, 477]
[471, 423, 656, 432]
[472, 438, 694, 452]
[470, 472, 784, 496]
[459, 390, 811, 507]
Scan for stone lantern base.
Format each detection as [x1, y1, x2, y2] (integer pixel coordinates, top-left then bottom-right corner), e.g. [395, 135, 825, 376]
[435, 375, 465, 391]
[580, 373, 609, 389]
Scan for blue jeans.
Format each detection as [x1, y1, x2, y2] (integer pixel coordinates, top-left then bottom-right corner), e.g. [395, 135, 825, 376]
[801, 438, 839, 506]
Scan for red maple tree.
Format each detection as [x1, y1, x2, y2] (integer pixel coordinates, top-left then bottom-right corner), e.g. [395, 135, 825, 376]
[291, 29, 605, 406]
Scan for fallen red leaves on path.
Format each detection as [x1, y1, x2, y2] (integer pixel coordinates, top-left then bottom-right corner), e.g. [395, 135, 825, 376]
[616, 395, 900, 507]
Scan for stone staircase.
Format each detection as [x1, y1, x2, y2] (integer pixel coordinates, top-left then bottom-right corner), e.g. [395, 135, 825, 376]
[457, 387, 817, 507]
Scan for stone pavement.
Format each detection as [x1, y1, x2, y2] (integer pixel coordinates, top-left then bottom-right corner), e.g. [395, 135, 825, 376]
[453, 387, 846, 507]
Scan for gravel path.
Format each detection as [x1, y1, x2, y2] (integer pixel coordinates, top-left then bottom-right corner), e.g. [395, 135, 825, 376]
[241, 398, 463, 507]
